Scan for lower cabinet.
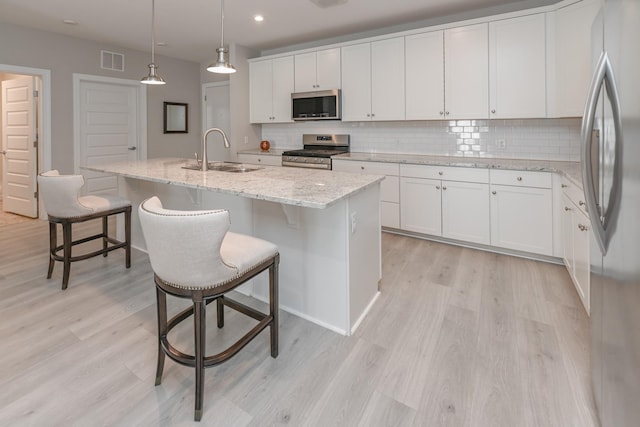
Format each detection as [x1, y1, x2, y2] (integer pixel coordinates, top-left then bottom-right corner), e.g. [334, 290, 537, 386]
[236, 153, 283, 167]
[489, 170, 553, 256]
[400, 164, 490, 245]
[561, 181, 590, 313]
[332, 159, 400, 228]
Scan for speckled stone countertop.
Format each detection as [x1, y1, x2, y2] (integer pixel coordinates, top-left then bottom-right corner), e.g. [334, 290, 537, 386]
[83, 158, 384, 209]
[334, 152, 583, 189]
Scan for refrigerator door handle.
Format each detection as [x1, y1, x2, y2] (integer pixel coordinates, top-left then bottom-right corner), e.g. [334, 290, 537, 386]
[581, 52, 623, 255]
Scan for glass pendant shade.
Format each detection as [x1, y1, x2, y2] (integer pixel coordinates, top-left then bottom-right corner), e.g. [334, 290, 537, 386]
[141, 0, 166, 85]
[207, 47, 236, 74]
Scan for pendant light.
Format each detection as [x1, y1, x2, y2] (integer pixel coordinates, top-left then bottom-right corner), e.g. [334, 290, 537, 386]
[141, 0, 166, 85]
[207, 0, 236, 74]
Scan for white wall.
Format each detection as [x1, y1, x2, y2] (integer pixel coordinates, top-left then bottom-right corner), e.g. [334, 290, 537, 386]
[0, 23, 202, 173]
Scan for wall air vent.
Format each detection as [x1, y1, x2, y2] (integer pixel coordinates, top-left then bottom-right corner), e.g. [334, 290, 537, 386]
[101, 50, 125, 72]
[309, 0, 347, 8]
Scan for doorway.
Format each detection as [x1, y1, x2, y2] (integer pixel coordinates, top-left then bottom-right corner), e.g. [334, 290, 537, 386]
[0, 64, 51, 221]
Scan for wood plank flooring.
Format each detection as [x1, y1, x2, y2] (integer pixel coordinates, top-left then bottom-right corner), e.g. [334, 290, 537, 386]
[0, 219, 599, 426]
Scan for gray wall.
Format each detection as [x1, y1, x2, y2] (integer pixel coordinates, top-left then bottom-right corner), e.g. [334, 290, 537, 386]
[0, 23, 202, 173]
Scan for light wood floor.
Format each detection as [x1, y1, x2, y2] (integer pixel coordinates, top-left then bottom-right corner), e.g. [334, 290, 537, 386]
[0, 219, 600, 426]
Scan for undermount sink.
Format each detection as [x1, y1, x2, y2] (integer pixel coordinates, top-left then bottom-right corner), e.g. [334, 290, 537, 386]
[182, 162, 261, 173]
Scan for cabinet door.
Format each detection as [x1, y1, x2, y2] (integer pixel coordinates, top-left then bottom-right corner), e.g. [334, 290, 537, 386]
[250, 60, 274, 123]
[561, 193, 574, 272]
[489, 13, 546, 118]
[405, 31, 445, 120]
[549, 0, 602, 117]
[444, 23, 489, 119]
[573, 208, 590, 312]
[271, 56, 294, 123]
[316, 48, 341, 90]
[381, 201, 400, 229]
[371, 37, 405, 121]
[400, 177, 442, 235]
[341, 43, 372, 121]
[442, 181, 490, 244]
[490, 184, 553, 255]
[294, 52, 317, 92]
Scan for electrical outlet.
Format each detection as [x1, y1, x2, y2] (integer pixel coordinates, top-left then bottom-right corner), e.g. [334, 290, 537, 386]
[496, 139, 507, 149]
[350, 212, 357, 234]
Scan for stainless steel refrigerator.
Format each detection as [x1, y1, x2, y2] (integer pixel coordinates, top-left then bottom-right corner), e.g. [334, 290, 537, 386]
[581, 0, 640, 425]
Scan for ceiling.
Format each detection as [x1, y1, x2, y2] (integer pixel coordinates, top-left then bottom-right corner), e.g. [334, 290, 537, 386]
[0, 0, 559, 63]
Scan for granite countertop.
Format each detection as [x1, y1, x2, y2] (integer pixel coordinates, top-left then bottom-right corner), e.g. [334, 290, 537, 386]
[334, 152, 583, 189]
[83, 158, 384, 209]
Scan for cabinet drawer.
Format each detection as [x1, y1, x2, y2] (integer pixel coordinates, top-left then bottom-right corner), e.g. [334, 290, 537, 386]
[490, 169, 552, 188]
[333, 160, 399, 176]
[400, 164, 489, 183]
[237, 153, 282, 167]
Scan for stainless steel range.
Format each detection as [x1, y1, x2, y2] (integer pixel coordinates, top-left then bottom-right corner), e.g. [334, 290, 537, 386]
[281, 134, 350, 170]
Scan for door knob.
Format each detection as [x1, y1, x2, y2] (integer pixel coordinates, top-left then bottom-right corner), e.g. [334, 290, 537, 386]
[0, 150, 6, 155]
[128, 146, 137, 151]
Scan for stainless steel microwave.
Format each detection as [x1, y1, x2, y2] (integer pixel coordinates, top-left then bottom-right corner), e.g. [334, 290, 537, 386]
[291, 89, 341, 121]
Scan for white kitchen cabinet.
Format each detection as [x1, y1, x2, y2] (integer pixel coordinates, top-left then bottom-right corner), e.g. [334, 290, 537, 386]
[249, 56, 294, 123]
[561, 179, 590, 313]
[489, 170, 553, 256]
[294, 48, 341, 92]
[548, 0, 603, 117]
[333, 159, 400, 228]
[489, 13, 547, 118]
[405, 31, 445, 120]
[341, 37, 405, 121]
[236, 153, 282, 167]
[444, 23, 489, 120]
[400, 164, 490, 243]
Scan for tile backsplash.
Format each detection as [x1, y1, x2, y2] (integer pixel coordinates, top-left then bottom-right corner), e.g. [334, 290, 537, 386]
[261, 118, 582, 161]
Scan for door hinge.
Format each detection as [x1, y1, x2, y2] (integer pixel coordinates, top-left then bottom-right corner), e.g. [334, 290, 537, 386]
[204, 95, 207, 102]
[33, 140, 38, 148]
[33, 90, 39, 98]
[34, 191, 38, 199]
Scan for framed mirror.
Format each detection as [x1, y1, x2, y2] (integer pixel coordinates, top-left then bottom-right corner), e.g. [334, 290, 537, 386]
[163, 102, 188, 133]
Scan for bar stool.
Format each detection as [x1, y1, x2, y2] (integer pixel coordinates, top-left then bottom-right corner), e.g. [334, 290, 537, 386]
[138, 196, 279, 421]
[37, 170, 131, 290]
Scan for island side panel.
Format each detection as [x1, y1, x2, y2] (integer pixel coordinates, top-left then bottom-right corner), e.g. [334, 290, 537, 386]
[347, 183, 382, 334]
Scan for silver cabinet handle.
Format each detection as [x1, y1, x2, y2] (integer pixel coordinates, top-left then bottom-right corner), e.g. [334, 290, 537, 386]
[442, 186, 447, 190]
[491, 109, 496, 114]
[561, 184, 568, 188]
[360, 166, 365, 170]
[492, 191, 497, 195]
[579, 200, 585, 206]
[436, 185, 441, 190]
[445, 111, 450, 115]
[516, 176, 522, 181]
[0, 150, 6, 155]
[564, 206, 572, 211]
[578, 224, 589, 231]
[128, 146, 137, 151]
[438, 171, 443, 176]
[439, 111, 444, 115]
[581, 51, 623, 254]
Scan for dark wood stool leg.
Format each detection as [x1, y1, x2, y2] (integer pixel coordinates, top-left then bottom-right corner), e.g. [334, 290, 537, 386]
[193, 292, 205, 421]
[102, 215, 108, 257]
[47, 222, 56, 279]
[125, 207, 131, 268]
[154, 285, 167, 386]
[216, 297, 224, 328]
[269, 256, 279, 358]
[62, 221, 72, 290]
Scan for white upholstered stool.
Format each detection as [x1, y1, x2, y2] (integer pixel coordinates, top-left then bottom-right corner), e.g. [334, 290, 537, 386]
[37, 170, 131, 290]
[138, 196, 279, 422]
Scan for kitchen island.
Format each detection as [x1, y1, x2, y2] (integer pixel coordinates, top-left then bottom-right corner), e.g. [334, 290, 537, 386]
[84, 158, 384, 336]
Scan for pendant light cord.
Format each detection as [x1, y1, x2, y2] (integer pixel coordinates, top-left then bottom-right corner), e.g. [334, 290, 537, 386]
[151, 0, 156, 63]
[220, 0, 225, 47]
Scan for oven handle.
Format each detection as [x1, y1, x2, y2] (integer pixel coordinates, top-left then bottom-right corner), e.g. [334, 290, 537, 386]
[282, 161, 331, 170]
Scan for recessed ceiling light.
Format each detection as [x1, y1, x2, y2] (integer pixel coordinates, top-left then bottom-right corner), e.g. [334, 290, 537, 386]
[254, 15, 264, 22]
[62, 19, 78, 25]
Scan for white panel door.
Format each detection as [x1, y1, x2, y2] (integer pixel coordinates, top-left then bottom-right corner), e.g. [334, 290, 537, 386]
[250, 60, 274, 123]
[316, 48, 341, 90]
[271, 56, 294, 123]
[204, 84, 231, 162]
[1, 76, 38, 217]
[294, 52, 317, 92]
[444, 23, 489, 119]
[405, 31, 445, 120]
[78, 80, 139, 195]
[371, 37, 405, 121]
[341, 43, 372, 121]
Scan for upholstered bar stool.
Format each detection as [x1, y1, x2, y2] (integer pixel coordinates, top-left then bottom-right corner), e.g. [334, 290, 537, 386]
[138, 196, 279, 422]
[37, 170, 131, 289]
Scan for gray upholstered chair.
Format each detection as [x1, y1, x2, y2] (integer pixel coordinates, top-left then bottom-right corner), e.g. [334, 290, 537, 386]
[37, 170, 131, 289]
[138, 196, 279, 422]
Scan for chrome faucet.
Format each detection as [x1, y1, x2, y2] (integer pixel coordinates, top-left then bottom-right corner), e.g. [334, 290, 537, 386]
[201, 127, 231, 171]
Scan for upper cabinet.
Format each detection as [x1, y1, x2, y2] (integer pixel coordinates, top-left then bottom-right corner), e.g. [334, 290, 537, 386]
[489, 13, 547, 118]
[341, 37, 405, 121]
[250, 56, 294, 123]
[294, 48, 341, 92]
[548, 0, 603, 117]
[444, 23, 490, 120]
[405, 31, 445, 120]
